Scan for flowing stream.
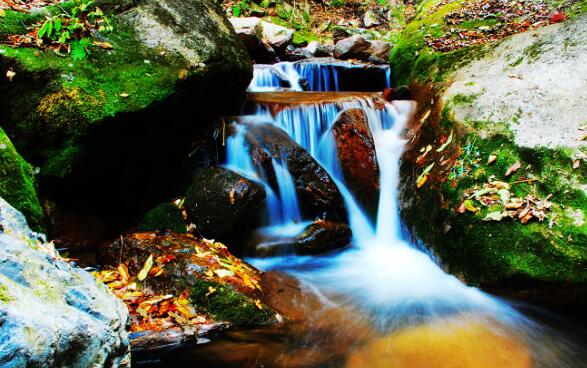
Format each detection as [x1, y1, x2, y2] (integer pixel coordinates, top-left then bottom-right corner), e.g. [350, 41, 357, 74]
[140, 61, 586, 367]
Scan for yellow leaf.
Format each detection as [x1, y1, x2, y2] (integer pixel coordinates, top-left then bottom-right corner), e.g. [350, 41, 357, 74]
[176, 301, 197, 318]
[93, 40, 113, 49]
[435, 131, 453, 153]
[206, 286, 217, 297]
[254, 299, 264, 310]
[118, 264, 130, 283]
[214, 269, 235, 278]
[464, 199, 479, 213]
[137, 254, 154, 281]
[0, 9, 5, 17]
[416, 174, 428, 188]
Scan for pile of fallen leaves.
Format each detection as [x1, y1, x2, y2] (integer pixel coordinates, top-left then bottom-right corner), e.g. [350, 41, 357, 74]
[2, 0, 113, 59]
[0, 0, 60, 12]
[425, 0, 574, 52]
[93, 234, 264, 334]
[457, 180, 552, 224]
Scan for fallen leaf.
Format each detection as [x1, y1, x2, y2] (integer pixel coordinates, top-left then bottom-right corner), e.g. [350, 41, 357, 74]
[464, 199, 479, 212]
[483, 211, 509, 221]
[436, 131, 453, 152]
[137, 254, 154, 281]
[214, 269, 235, 278]
[254, 299, 264, 310]
[119, 93, 129, 98]
[178, 69, 189, 80]
[487, 154, 497, 165]
[573, 160, 580, 169]
[416, 162, 435, 189]
[6, 69, 15, 82]
[93, 40, 113, 49]
[505, 161, 521, 176]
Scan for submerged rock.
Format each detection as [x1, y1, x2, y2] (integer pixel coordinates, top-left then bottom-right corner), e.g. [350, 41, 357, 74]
[250, 220, 352, 256]
[244, 123, 347, 221]
[347, 314, 531, 368]
[0, 197, 130, 367]
[332, 109, 380, 217]
[185, 167, 266, 249]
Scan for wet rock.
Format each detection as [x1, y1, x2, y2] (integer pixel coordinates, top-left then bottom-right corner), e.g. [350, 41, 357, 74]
[138, 202, 186, 234]
[383, 86, 411, 101]
[333, 35, 372, 60]
[251, 220, 352, 256]
[363, 9, 384, 28]
[333, 26, 352, 43]
[184, 167, 266, 249]
[97, 232, 277, 347]
[0, 197, 130, 367]
[332, 109, 380, 217]
[261, 21, 294, 49]
[244, 123, 347, 221]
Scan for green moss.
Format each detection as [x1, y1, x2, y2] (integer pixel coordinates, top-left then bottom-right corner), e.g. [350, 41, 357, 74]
[190, 279, 274, 325]
[389, 0, 489, 86]
[404, 115, 586, 286]
[138, 202, 187, 233]
[0, 128, 44, 231]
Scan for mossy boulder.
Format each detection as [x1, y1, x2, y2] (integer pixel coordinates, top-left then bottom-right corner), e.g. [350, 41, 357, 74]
[398, 4, 587, 308]
[97, 232, 276, 331]
[0, 0, 252, 225]
[185, 167, 266, 249]
[0, 127, 43, 230]
[138, 202, 186, 233]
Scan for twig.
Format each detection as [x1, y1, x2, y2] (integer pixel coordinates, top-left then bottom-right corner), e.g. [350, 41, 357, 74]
[513, 178, 540, 184]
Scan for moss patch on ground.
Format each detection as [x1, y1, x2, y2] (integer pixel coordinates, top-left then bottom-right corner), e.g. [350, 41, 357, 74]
[0, 128, 44, 231]
[389, 0, 488, 85]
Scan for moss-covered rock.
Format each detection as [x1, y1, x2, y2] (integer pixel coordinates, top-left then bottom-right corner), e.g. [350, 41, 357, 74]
[191, 279, 274, 325]
[400, 95, 587, 307]
[138, 202, 186, 233]
[0, 127, 43, 230]
[0, 0, 252, 225]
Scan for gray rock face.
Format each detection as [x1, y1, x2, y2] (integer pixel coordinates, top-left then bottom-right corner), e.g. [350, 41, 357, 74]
[0, 198, 130, 367]
[444, 12, 587, 149]
[333, 35, 391, 64]
[334, 35, 372, 60]
[363, 9, 383, 28]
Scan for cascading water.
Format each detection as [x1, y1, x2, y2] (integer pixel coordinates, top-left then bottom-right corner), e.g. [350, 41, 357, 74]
[217, 63, 587, 367]
[247, 59, 391, 92]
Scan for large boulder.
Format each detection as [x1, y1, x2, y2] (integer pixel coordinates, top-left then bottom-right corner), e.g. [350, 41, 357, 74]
[0, 0, 252, 227]
[332, 109, 380, 217]
[0, 127, 44, 231]
[0, 197, 130, 367]
[400, 13, 587, 309]
[184, 167, 266, 249]
[244, 123, 347, 221]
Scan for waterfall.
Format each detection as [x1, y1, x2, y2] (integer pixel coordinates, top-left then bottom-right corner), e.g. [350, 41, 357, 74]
[247, 60, 391, 92]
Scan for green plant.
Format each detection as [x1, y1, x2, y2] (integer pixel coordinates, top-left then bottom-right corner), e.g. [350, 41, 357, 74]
[232, 0, 249, 17]
[35, 0, 113, 59]
[449, 139, 481, 181]
[331, 0, 346, 7]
